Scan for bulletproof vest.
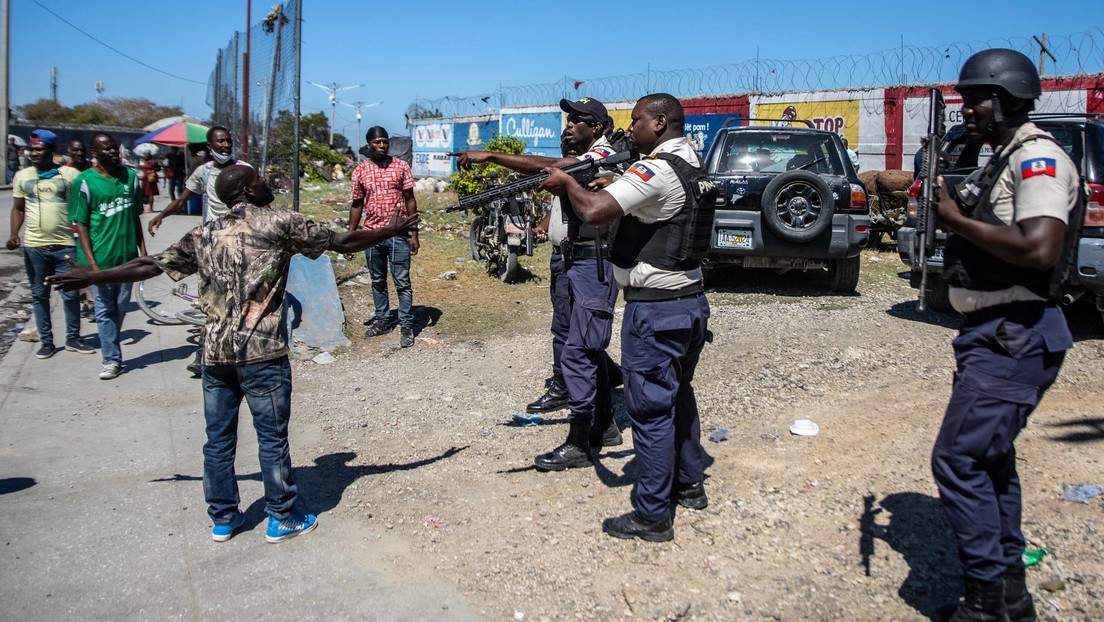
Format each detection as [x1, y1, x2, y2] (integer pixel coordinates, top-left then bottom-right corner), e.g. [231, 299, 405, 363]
[561, 145, 619, 243]
[942, 135, 1086, 301]
[610, 152, 719, 272]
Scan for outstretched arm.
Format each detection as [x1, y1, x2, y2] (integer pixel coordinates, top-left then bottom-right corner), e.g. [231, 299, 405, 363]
[448, 150, 574, 175]
[148, 188, 195, 236]
[46, 256, 163, 291]
[539, 167, 623, 226]
[328, 211, 421, 254]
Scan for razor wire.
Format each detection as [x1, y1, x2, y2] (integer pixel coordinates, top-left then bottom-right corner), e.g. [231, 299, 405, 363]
[408, 28, 1104, 120]
[206, 0, 299, 182]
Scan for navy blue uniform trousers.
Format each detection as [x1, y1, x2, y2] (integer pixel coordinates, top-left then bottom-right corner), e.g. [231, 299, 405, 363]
[549, 252, 571, 378]
[561, 257, 617, 424]
[621, 293, 709, 522]
[931, 303, 1070, 582]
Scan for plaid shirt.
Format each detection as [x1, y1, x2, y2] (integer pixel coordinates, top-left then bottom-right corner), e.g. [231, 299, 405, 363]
[349, 157, 415, 230]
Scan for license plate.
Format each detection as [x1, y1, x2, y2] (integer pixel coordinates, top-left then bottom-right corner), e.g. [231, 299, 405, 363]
[717, 229, 753, 249]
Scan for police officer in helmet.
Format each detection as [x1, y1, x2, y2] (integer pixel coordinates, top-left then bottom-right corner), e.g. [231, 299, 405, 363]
[932, 49, 1081, 621]
[541, 93, 714, 542]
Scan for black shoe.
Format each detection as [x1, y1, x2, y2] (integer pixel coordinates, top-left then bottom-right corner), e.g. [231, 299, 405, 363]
[186, 360, 202, 376]
[64, 338, 96, 355]
[1004, 564, 1037, 622]
[399, 327, 415, 348]
[602, 511, 674, 542]
[674, 482, 708, 510]
[534, 422, 592, 471]
[526, 373, 568, 413]
[364, 321, 392, 337]
[35, 343, 58, 359]
[945, 578, 1007, 622]
[589, 404, 623, 448]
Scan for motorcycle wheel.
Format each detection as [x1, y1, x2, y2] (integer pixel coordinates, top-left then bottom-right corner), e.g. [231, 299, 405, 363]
[498, 245, 520, 283]
[469, 215, 486, 262]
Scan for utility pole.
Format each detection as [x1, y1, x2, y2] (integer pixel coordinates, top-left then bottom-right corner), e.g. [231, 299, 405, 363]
[1, 0, 9, 187]
[242, 0, 252, 161]
[341, 100, 381, 158]
[292, 0, 302, 212]
[1034, 32, 1057, 76]
[95, 80, 104, 102]
[49, 67, 57, 101]
[308, 81, 362, 146]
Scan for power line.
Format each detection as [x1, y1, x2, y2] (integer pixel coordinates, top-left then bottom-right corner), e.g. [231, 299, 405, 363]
[30, 0, 207, 86]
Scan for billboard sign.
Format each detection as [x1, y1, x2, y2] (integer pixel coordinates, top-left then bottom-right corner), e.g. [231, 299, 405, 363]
[500, 110, 562, 157]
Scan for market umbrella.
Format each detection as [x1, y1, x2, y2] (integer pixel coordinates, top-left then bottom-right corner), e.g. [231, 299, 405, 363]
[133, 143, 161, 157]
[141, 115, 206, 132]
[134, 121, 209, 147]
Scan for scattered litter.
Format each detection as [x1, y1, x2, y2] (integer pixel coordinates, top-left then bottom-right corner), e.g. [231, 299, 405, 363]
[1038, 580, 1065, 592]
[355, 276, 373, 286]
[423, 516, 447, 529]
[353, 267, 369, 275]
[514, 613, 524, 621]
[18, 325, 39, 342]
[418, 336, 440, 345]
[1060, 483, 1104, 504]
[511, 413, 544, 427]
[1022, 547, 1048, 567]
[456, 256, 467, 263]
[707, 428, 729, 443]
[1045, 597, 1071, 612]
[789, 419, 820, 436]
[354, 387, 361, 392]
[311, 352, 337, 365]
[437, 270, 458, 280]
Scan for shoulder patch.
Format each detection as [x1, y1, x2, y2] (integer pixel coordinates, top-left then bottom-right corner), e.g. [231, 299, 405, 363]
[1021, 157, 1056, 180]
[628, 162, 655, 182]
[589, 147, 613, 158]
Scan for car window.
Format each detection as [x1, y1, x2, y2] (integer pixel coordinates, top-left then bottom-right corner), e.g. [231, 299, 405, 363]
[715, 132, 844, 175]
[945, 121, 1086, 174]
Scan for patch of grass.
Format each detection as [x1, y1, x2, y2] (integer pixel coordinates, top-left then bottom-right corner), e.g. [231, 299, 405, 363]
[274, 182, 553, 344]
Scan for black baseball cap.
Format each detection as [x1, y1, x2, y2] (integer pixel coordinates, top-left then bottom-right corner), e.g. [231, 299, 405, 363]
[560, 97, 608, 125]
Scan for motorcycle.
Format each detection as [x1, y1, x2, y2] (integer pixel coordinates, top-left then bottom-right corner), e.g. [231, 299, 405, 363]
[467, 173, 542, 284]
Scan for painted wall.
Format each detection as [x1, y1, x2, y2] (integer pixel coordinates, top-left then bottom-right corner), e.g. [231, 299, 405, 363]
[411, 120, 455, 177]
[499, 106, 562, 157]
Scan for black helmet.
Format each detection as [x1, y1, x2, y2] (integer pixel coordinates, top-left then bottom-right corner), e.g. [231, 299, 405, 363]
[957, 48, 1041, 100]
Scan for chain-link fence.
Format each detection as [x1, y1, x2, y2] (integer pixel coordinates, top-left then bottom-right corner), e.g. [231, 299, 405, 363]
[206, 0, 299, 186]
[408, 29, 1104, 119]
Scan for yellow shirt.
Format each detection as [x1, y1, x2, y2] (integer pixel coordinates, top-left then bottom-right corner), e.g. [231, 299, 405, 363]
[12, 165, 80, 247]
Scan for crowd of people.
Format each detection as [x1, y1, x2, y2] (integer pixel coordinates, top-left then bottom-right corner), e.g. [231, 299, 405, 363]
[5, 49, 1083, 621]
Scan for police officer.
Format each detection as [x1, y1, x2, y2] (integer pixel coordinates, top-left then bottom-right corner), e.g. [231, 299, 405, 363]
[451, 98, 624, 470]
[933, 49, 1080, 621]
[541, 93, 713, 542]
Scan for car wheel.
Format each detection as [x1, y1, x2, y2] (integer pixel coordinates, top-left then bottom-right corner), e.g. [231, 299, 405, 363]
[828, 255, 861, 292]
[760, 170, 834, 243]
[918, 274, 953, 313]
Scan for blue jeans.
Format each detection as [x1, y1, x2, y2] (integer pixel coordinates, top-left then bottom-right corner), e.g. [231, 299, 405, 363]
[92, 282, 132, 365]
[365, 236, 413, 329]
[202, 356, 298, 523]
[23, 246, 81, 345]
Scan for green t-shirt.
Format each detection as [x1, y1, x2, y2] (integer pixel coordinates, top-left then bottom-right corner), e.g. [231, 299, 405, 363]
[69, 167, 143, 269]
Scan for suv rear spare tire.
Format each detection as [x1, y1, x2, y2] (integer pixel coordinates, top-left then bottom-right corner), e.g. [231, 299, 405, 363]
[760, 170, 834, 243]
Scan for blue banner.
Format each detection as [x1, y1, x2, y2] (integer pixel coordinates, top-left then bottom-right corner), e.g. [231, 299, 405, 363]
[453, 120, 499, 150]
[685, 113, 741, 157]
[500, 111, 562, 157]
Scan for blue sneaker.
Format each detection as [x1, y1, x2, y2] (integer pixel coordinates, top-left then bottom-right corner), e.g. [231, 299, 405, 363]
[265, 512, 317, 543]
[211, 511, 245, 542]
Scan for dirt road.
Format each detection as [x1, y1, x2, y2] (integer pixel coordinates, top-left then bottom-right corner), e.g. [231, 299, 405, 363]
[292, 251, 1104, 621]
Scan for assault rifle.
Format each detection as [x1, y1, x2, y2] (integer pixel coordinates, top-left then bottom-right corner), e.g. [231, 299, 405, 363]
[916, 88, 946, 312]
[446, 150, 636, 283]
[444, 149, 635, 213]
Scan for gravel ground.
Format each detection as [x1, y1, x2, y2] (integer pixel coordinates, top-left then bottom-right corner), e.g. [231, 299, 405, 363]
[290, 251, 1104, 621]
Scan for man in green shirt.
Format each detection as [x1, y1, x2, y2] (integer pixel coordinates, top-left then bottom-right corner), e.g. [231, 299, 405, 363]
[70, 132, 146, 380]
[6, 129, 94, 359]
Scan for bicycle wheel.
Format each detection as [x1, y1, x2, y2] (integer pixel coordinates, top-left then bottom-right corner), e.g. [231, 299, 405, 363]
[174, 309, 207, 327]
[137, 272, 200, 325]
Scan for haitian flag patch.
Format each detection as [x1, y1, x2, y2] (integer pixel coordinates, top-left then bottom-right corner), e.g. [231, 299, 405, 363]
[628, 162, 655, 182]
[589, 147, 613, 158]
[1021, 157, 1056, 179]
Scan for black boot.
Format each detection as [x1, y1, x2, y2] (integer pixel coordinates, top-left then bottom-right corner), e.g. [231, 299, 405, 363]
[946, 578, 1007, 622]
[526, 373, 569, 413]
[1004, 563, 1037, 622]
[534, 422, 592, 471]
[589, 404, 623, 448]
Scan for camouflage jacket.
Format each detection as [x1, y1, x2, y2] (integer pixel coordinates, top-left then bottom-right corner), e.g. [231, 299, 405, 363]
[153, 202, 334, 365]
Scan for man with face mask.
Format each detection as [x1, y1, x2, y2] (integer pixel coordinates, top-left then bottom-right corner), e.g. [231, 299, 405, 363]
[48, 165, 421, 544]
[146, 126, 251, 375]
[146, 126, 251, 234]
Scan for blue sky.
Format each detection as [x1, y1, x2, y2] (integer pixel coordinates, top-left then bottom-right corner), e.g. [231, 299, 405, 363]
[10, 0, 1100, 136]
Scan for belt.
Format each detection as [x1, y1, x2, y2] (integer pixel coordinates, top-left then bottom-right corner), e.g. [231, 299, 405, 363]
[30, 244, 74, 252]
[562, 238, 606, 260]
[623, 283, 704, 302]
[961, 301, 1048, 326]
[551, 244, 561, 255]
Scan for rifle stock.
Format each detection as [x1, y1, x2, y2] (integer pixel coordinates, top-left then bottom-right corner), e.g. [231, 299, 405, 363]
[916, 88, 946, 312]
